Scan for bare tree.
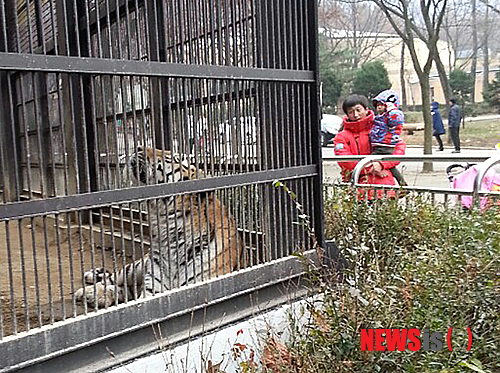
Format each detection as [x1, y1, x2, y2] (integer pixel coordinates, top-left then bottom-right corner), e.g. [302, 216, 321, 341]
[483, 0, 490, 95]
[442, 0, 472, 72]
[440, 0, 477, 108]
[372, 0, 448, 171]
[478, 0, 500, 14]
[442, 0, 500, 102]
[318, 0, 391, 69]
[400, 42, 408, 107]
[471, 0, 478, 103]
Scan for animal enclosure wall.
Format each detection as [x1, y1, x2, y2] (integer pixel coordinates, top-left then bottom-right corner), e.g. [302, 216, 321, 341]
[0, 0, 322, 370]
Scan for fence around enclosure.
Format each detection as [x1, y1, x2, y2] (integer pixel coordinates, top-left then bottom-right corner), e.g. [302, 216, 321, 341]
[0, 1, 323, 371]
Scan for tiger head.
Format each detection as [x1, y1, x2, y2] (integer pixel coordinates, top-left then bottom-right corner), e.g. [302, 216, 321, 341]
[83, 267, 113, 285]
[129, 147, 199, 185]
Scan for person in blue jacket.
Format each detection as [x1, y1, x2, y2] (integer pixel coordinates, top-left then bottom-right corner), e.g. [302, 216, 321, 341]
[431, 101, 445, 151]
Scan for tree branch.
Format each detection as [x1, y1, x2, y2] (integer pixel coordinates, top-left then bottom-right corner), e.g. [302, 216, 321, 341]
[478, 0, 500, 15]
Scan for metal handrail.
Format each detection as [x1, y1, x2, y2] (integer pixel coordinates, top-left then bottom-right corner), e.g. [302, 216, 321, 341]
[328, 154, 500, 211]
[347, 154, 493, 187]
[323, 154, 494, 163]
[325, 181, 496, 197]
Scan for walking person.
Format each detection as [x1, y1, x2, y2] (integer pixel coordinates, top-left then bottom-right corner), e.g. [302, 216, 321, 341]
[448, 98, 462, 153]
[431, 101, 445, 151]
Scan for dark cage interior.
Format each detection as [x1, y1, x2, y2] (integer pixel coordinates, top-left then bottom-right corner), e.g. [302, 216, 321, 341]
[0, 0, 322, 344]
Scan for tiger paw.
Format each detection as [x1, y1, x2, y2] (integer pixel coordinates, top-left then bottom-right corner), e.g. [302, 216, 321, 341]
[75, 283, 122, 308]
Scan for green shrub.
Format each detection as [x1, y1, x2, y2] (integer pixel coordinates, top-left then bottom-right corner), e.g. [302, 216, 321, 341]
[404, 111, 424, 123]
[352, 61, 392, 101]
[483, 71, 500, 113]
[286, 190, 500, 372]
[463, 102, 494, 118]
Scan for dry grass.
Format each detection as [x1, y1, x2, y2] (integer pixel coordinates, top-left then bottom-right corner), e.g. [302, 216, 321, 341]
[403, 118, 500, 148]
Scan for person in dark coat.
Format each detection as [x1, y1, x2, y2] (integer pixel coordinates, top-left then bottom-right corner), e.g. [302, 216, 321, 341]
[448, 98, 462, 153]
[431, 101, 445, 151]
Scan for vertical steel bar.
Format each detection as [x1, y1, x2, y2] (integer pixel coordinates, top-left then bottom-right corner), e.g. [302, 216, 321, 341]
[34, 0, 57, 197]
[136, 204, 146, 299]
[222, 0, 230, 66]
[306, 0, 323, 249]
[200, 0, 209, 66]
[297, 0, 304, 71]
[203, 188, 212, 278]
[303, 0, 310, 70]
[283, 0, 290, 70]
[208, 0, 216, 66]
[77, 3, 97, 314]
[33, 0, 59, 324]
[230, 0, 237, 66]
[53, 214, 66, 320]
[76, 211, 88, 313]
[290, 87, 299, 169]
[205, 79, 215, 177]
[41, 215, 54, 323]
[0, 0, 9, 201]
[238, 0, 246, 67]
[117, 88, 132, 303]
[24, 0, 34, 53]
[215, 0, 223, 66]
[17, 220, 30, 331]
[274, 0, 282, 70]
[31, 71, 47, 197]
[96, 208, 109, 308]
[55, 79, 70, 195]
[275, 1, 291, 258]
[118, 204, 128, 302]
[252, 0, 261, 68]
[63, 212, 77, 317]
[29, 216, 42, 327]
[107, 204, 119, 306]
[0, 47, 21, 204]
[126, 202, 137, 300]
[17, 40, 34, 201]
[4, 221, 17, 334]
[33, 0, 45, 53]
[292, 0, 299, 70]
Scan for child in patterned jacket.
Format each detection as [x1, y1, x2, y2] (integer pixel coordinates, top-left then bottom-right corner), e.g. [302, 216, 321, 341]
[371, 89, 406, 186]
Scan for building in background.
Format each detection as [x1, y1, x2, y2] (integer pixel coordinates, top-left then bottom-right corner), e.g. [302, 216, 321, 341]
[320, 29, 500, 107]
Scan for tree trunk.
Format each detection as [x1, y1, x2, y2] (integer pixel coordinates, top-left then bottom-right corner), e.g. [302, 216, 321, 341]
[434, 53, 452, 107]
[471, 0, 478, 103]
[483, 1, 490, 96]
[351, 2, 359, 69]
[420, 73, 434, 172]
[400, 42, 407, 108]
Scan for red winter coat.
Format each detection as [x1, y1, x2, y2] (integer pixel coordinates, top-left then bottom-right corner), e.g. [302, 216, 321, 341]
[333, 110, 406, 199]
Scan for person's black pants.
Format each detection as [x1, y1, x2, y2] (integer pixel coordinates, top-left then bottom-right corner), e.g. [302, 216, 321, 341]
[449, 126, 460, 151]
[434, 134, 443, 151]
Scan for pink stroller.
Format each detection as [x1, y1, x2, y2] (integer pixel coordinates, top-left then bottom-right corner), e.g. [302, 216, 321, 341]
[447, 163, 500, 211]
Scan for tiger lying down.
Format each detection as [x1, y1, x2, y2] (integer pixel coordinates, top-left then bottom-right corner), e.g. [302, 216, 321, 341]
[75, 147, 242, 308]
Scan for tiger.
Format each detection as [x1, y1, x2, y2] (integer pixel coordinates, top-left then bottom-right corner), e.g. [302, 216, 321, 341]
[75, 147, 243, 308]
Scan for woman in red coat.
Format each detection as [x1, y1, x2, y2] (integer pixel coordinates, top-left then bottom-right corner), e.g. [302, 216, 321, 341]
[333, 94, 406, 199]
